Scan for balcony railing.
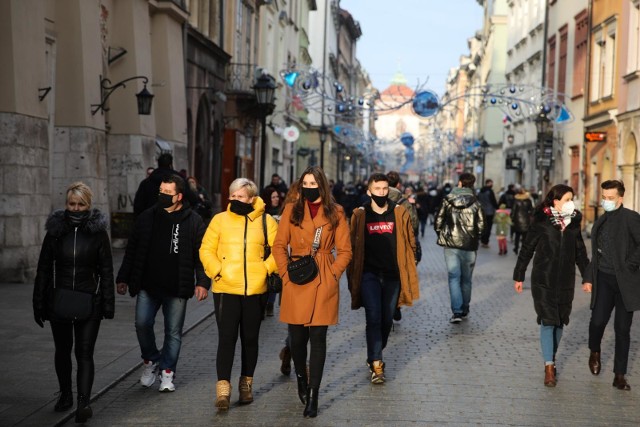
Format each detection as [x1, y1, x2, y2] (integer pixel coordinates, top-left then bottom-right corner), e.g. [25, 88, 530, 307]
[225, 63, 258, 94]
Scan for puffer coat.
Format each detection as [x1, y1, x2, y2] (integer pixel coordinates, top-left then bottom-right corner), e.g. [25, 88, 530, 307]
[199, 196, 278, 296]
[33, 209, 115, 322]
[511, 192, 534, 233]
[273, 202, 352, 326]
[513, 208, 589, 325]
[435, 187, 485, 251]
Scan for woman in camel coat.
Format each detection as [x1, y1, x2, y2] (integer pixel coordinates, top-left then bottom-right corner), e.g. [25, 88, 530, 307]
[272, 166, 352, 418]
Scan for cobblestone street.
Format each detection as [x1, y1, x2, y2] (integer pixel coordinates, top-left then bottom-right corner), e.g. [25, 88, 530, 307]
[58, 227, 640, 426]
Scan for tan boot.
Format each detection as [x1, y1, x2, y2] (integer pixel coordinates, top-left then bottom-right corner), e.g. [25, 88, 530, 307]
[215, 380, 231, 410]
[238, 376, 254, 404]
[544, 364, 556, 387]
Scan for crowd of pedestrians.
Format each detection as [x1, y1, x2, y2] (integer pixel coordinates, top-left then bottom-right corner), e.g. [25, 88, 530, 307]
[32, 160, 640, 422]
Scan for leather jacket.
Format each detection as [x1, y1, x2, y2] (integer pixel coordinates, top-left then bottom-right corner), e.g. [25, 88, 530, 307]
[33, 209, 115, 321]
[435, 187, 485, 251]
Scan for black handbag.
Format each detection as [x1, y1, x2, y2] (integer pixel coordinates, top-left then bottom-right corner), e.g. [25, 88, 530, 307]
[262, 213, 283, 293]
[52, 259, 96, 321]
[287, 227, 322, 285]
[53, 288, 94, 321]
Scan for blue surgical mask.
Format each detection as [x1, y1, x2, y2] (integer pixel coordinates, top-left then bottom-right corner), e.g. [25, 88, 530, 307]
[601, 199, 618, 212]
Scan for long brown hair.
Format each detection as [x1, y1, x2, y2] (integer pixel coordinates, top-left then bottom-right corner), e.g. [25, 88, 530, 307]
[289, 166, 340, 228]
[536, 184, 573, 213]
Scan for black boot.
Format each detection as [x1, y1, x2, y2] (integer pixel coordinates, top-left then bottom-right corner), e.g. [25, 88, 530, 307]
[296, 373, 308, 405]
[75, 394, 93, 423]
[54, 390, 73, 412]
[303, 387, 319, 418]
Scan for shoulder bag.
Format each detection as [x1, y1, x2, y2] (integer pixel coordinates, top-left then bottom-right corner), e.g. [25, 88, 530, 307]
[287, 227, 322, 285]
[263, 213, 283, 293]
[52, 258, 97, 321]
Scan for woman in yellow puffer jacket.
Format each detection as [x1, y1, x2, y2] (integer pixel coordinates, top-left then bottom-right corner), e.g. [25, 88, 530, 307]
[199, 178, 278, 410]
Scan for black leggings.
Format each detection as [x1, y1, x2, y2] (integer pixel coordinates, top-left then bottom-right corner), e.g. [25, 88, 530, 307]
[288, 324, 328, 389]
[50, 319, 101, 397]
[213, 293, 264, 380]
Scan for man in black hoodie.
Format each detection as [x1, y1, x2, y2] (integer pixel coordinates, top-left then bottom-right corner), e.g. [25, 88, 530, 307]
[117, 175, 209, 393]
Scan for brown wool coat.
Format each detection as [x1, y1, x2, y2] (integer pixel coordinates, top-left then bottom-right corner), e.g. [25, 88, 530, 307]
[273, 203, 352, 326]
[347, 203, 420, 310]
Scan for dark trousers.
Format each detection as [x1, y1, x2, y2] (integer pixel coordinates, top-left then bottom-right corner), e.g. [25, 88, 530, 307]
[360, 271, 400, 363]
[50, 319, 102, 397]
[213, 293, 264, 380]
[288, 324, 328, 389]
[481, 214, 494, 245]
[589, 271, 634, 374]
[514, 231, 527, 253]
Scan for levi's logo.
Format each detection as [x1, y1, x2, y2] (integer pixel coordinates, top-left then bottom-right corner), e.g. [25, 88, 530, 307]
[367, 222, 394, 234]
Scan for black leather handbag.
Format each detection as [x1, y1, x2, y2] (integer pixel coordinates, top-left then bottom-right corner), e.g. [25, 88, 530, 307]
[262, 213, 283, 293]
[53, 287, 94, 321]
[287, 227, 323, 285]
[52, 259, 97, 321]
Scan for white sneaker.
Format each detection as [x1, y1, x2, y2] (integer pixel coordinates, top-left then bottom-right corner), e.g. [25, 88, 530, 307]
[140, 360, 158, 387]
[159, 369, 175, 392]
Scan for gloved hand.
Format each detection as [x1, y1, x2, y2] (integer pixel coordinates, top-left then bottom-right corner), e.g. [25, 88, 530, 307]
[34, 311, 45, 328]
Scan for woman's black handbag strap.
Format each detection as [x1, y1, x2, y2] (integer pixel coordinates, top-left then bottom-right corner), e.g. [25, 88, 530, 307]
[262, 213, 270, 261]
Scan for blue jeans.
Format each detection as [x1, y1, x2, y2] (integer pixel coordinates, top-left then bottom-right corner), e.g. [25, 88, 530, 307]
[444, 248, 476, 315]
[360, 271, 400, 363]
[135, 290, 187, 372]
[540, 323, 563, 364]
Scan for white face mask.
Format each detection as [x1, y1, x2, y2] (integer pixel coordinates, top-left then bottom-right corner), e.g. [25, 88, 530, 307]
[561, 200, 575, 215]
[601, 199, 618, 212]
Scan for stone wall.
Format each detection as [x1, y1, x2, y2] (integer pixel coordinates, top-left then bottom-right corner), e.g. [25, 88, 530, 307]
[0, 112, 50, 283]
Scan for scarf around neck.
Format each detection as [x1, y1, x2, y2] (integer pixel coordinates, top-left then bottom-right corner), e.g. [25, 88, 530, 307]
[544, 206, 576, 231]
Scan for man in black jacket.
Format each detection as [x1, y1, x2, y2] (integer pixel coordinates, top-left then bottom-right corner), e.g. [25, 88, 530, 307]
[435, 173, 485, 324]
[133, 153, 198, 216]
[583, 180, 640, 390]
[117, 175, 209, 392]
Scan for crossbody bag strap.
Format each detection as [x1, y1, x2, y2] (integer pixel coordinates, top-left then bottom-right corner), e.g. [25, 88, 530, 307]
[311, 226, 323, 256]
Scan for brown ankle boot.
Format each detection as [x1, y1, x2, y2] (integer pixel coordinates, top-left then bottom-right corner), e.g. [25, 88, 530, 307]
[238, 376, 254, 404]
[544, 364, 556, 387]
[215, 380, 231, 410]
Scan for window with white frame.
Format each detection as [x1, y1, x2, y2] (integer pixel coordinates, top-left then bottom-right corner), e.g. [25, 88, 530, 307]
[591, 29, 604, 101]
[603, 22, 616, 97]
[629, 0, 640, 74]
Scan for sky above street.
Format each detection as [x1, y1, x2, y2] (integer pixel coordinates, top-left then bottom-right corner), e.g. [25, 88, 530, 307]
[340, 0, 484, 96]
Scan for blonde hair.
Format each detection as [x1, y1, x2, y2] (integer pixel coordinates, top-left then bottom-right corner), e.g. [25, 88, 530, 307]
[66, 182, 93, 208]
[229, 178, 258, 197]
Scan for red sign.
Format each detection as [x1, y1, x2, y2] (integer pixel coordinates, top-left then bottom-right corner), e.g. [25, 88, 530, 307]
[584, 132, 607, 143]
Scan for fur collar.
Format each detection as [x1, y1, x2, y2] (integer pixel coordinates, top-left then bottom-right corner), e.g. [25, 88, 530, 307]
[45, 209, 109, 237]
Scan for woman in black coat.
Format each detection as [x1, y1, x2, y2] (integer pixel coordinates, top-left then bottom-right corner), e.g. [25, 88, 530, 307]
[513, 184, 589, 387]
[511, 188, 534, 254]
[33, 182, 114, 422]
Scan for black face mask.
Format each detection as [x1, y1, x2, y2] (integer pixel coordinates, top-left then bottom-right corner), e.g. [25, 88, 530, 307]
[301, 187, 321, 202]
[65, 210, 90, 226]
[229, 200, 254, 216]
[157, 193, 176, 209]
[370, 194, 388, 208]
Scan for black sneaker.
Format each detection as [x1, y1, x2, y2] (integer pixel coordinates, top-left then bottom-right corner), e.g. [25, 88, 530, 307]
[449, 314, 463, 324]
[461, 311, 469, 320]
[393, 307, 402, 321]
